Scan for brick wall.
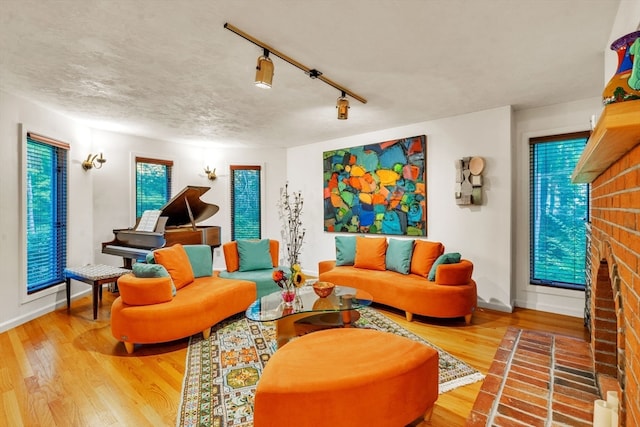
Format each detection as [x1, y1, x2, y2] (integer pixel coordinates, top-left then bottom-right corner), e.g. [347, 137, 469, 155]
[589, 143, 640, 427]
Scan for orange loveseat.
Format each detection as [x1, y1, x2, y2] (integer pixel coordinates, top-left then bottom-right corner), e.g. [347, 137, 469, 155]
[319, 236, 477, 323]
[111, 244, 256, 354]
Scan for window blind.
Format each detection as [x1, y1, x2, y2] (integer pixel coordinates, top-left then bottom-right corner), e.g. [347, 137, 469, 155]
[529, 132, 589, 289]
[135, 157, 173, 218]
[231, 166, 261, 240]
[26, 133, 68, 293]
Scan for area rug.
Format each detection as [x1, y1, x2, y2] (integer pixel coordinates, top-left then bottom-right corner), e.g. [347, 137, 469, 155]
[177, 307, 484, 427]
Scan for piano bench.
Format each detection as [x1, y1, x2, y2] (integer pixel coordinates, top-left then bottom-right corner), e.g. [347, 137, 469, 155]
[64, 264, 130, 320]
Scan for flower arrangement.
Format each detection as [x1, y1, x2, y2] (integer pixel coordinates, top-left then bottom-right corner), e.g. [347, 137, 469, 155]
[277, 183, 306, 268]
[272, 264, 307, 306]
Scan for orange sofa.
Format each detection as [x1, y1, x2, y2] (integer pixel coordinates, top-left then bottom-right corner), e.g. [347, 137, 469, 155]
[111, 244, 256, 354]
[319, 236, 477, 323]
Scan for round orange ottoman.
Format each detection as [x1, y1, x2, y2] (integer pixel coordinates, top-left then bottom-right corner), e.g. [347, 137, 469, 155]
[253, 328, 439, 427]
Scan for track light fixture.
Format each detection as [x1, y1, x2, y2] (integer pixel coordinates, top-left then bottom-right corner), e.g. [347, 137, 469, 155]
[255, 48, 274, 89]
[224, 22, 367, 119]
[337, 91, 349, 120]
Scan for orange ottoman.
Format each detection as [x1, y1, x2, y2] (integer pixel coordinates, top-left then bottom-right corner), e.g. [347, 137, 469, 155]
[253, 328, 439, 427]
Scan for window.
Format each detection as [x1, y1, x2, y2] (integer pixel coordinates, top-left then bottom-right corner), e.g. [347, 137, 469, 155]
[135, 157, 173, 218]
[230, 166, 261, 240]
[26, 132, 68, 294]
[529, 131, 589, 290]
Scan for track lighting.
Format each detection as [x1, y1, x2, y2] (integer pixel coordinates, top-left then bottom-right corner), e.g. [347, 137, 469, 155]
[337, 92, 349, 120]
[224, 22, 366, 119]
[255, 48, 274, 89]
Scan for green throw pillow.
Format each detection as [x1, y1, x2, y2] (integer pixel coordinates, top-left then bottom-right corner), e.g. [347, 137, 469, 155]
[335, 235, 356, 266]
[132, 263, 176, 296]
[184, 245, 213, 278]
[237, 239, 273, 272]
[385, 238, 414, 274]
[428, 252, 461, 281]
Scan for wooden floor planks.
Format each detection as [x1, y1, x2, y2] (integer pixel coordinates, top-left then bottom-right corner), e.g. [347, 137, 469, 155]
[0, 291, 587, 427]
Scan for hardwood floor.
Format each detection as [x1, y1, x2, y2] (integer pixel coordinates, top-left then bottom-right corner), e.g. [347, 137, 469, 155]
[0, 291, 587, 427]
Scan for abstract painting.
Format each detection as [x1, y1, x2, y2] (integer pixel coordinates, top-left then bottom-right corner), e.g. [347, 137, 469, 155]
[323, 135, 427, 235]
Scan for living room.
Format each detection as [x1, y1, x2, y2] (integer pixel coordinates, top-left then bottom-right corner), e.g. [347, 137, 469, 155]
[1, 1, 639, 426]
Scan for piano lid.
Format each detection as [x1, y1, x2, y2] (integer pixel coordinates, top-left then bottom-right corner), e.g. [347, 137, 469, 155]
[161, 185, 220, 227]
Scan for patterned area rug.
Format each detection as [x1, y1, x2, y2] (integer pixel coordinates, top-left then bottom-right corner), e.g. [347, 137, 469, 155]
[177, 307, 484, 427]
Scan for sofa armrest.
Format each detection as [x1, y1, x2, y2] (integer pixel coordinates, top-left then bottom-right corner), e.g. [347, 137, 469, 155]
[435, 259, 474, 286]
[319, 260, 337, 275]
[117, 273, 174, 306]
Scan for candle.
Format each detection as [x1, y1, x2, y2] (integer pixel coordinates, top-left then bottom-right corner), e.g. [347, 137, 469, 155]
[607, 390, 619, 410]
[611, 409, 619, 427]
[593, 399, 612, 427]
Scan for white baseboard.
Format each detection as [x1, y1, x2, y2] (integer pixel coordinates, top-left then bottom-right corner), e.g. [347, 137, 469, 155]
[513, 298, 584, 318]
[0, 288, 91, 333]
[477, 299, 514, 313]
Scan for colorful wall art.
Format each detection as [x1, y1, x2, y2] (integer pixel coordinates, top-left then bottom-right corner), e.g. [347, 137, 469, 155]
[323, 135, 427, 235]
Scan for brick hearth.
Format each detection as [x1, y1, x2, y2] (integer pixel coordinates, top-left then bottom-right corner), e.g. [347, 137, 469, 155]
[466, 328, 600, 427]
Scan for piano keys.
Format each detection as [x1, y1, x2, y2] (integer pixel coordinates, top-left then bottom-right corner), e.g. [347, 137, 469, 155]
[102, 185, 221, 268]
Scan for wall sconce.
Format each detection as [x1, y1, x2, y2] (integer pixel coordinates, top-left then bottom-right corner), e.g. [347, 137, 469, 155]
[82, 153, 106, 170]
[204, 166, 217, 180]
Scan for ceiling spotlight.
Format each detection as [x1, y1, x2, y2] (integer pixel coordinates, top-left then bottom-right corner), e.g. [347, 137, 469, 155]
[337, 92, 349, 120]
[255, 49, 274, 89]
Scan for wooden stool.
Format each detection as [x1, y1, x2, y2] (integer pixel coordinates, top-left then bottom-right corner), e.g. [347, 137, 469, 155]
[254, 328, 439, 427]
[64, 264, 129, 319]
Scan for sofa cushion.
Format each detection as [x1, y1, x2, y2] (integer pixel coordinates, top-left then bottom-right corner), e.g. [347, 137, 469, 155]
[117, 273, 174, 306]
[354, 236, 387, 271]
[335, 235, 357, 266]
[153, 243, 195, 289]
[428, 252, 461, 281]
[132, 263, 176, 296]
[238, 239, 273, 271]
[385, 238, 414, 274]
[184, 244, 213, 278]
[410, 240, 444, 278]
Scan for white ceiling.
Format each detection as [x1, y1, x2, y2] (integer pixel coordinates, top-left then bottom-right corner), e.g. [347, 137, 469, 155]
[0, 0, 623, 148]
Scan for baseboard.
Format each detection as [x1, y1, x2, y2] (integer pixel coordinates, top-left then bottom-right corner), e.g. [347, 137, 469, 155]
[477, 299, 514, 313]
[513, 298, 584, 318]
[0, 288, 91, 333]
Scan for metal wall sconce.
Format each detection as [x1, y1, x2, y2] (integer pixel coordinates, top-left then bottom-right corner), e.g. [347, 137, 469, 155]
[204, 166, 217, 180]
[224, 23, 367, 119]
[82, 152, 106, 170]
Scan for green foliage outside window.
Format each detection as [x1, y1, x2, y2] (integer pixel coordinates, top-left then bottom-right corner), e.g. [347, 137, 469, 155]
[26, 136, 67, 293]
[530, 134, 589, 289]
[231, 166, 261, 240]
[136, 160, 172, 218]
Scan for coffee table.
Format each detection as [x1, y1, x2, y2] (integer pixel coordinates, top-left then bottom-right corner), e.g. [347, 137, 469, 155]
[246, 284, 373, 348]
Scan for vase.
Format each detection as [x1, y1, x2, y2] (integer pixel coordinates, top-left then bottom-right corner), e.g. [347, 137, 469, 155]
[281, 285, 296, 308]
[602, 30, 640, 105]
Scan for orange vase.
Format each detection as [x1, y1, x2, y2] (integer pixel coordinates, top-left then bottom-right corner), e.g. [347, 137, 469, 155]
[602, 31, 640, 105]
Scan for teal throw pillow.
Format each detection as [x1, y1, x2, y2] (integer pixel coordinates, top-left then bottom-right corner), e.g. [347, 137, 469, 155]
[132, 263, 176, 296]
[238, 239, 273, 272]
[145, 252, 155, 264]
[335, 235, 356, 266]
[184, 245, 213, 278]
[428, 252, 462, 281]
[385, 238, 414, 274]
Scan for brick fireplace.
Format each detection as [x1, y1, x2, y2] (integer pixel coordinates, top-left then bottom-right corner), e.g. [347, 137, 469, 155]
[587, 141, 640, 427]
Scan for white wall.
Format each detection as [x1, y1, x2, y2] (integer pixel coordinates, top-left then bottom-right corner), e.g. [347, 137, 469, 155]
[287, 106, 515, 312]
[0, 91, 94, 331]
[90, 130, 288, 270]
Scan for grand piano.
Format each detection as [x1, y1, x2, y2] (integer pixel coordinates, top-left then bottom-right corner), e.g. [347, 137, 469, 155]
[102, 185, 221, 268]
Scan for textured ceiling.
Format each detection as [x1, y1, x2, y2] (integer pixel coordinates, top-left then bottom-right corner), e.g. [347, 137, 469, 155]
[0, 0, 622, 148]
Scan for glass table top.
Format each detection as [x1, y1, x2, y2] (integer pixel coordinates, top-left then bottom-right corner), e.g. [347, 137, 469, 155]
[246, 283, 373, 322]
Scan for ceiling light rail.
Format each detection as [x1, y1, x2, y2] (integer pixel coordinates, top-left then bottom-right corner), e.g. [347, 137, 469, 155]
[224, 23, 367, 114]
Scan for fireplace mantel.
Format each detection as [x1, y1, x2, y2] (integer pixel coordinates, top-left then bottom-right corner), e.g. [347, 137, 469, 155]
[572, 99, 640, 184]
